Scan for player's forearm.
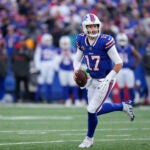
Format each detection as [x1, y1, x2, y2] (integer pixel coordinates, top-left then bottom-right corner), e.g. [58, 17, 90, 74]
[105, 63, 123, 81]
[113, 63, 123, 73]
[107, 45, 123, 79]
[73, 49, 83, 70]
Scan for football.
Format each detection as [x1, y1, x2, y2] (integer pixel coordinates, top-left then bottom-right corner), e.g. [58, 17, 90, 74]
[74, 69, 88, 87]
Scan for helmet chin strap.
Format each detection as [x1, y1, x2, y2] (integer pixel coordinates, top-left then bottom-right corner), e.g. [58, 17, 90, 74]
[88, 35, 97, 40]
[87, 29, 100, 38]
[88, 34, 99, 38]
[87, 32, 99, 40]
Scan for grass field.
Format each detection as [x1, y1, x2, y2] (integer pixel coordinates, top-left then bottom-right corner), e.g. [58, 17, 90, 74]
[0, 104, 150, 150]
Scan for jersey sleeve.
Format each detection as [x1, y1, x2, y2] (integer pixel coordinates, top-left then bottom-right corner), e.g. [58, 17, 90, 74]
[76, 34, 84, 51]
[104, 35, 115, 52]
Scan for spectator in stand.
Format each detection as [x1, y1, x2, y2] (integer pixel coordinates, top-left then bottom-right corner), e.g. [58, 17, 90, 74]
[36, 23, 49, 45]
[25, 20, 40, 42]
[5, 25, 20, 57]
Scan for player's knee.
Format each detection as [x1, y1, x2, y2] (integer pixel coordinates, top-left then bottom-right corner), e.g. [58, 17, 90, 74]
[87, 105, 96, 113]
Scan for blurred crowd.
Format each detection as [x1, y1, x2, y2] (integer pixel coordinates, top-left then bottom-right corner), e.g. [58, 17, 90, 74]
[0, 0, 150, 105]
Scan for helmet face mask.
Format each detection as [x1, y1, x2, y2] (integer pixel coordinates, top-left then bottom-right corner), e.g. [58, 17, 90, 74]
[41, 33, 53, 46]
[82, 13, 102, 38]
[86, 24, 99, 38]
[116, 33, 128, 47]
[59, 36, 71, 50]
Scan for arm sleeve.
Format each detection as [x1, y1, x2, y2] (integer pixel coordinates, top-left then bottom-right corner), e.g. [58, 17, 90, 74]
[73, 48, 84, 70]
[107, 45, 123, 64]
[105, 36, 115, 51]
[34, 46, 41, 70]
[105, 45, 123, 80]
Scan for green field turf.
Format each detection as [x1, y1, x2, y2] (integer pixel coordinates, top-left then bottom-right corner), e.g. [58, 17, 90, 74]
[0, 104, 149, 150]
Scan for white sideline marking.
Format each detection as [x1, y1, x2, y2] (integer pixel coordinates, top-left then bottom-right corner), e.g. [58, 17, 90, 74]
[0, 128, 149, 134]
[18, 131, 48, 135]
[0, 115, 150, 124]
[106, 134, 130, 137]
[0, 103, 84, 109]
[60, 133, 85, 136]
[0, 116, 72, 120]
[0, 103, 150, 110]
[60, 133, 131, 137]
[0, 138, 150, 146]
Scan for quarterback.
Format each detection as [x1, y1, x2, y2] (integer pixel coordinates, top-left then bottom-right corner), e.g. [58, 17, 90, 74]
[73, 13, 135, 148]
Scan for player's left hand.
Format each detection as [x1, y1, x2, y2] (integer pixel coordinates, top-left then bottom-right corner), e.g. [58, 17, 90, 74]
[98, 76, 111, 93]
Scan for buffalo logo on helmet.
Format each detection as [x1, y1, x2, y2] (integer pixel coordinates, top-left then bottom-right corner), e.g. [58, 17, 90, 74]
[89, 14, 95, 22]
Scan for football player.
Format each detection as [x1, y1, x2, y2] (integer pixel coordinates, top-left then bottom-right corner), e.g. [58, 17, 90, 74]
[56, 35, 81, 106]
[116, 32, 141, 104]
[73, 13, 135, 148]
[34, 33, 57, 102]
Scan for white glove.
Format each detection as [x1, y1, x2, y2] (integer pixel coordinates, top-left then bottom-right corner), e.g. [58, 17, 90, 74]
[98, 77, 111, 93]
[80, 78, 92, 89]
[97, 70, 116, 92]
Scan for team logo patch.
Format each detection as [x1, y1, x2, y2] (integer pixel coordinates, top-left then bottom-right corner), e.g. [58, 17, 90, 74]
[89, 14, 95, 22]
[81, 46, 85, 51]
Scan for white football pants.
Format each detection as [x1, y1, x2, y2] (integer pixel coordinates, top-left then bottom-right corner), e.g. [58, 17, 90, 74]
[87, 78, 116, 113]
[58, 70, 76, 86]
[37, 62, 55, 84]
[117, 68, 135, 88]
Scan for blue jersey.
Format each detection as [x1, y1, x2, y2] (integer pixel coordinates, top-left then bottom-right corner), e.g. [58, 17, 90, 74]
[60, 57, 73, 71]
[58, 48, 74, 71]
[76, 33, 115, 79]
[5, 34, 20, 55]
[40, 45, 56, 61]
[117, 45, 133, 68]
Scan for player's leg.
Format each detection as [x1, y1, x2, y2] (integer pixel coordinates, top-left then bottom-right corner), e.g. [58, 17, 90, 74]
[97, 102, 123, 115]
[80, 88, 88, 106]
[14, 77, 21, 102]
[126, 69, 135, 104]
[23, 77, 30, 101]
[96, 71, 135, 120]
[119, 88, 125, 102]
[46, 68, 55, 102]
[34, 71, 45, 102]
[116, 69, 126, 102]
[72, 86, 81, 106]
[58, 70, 72, 106]
[78, 85, 96, 148]
[79, 79, 115, 148]
[69, 71, 81, 106]
[145, 76, 150, 104]
[0, 77, 6, 101]
[97, 101, 135, 121]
